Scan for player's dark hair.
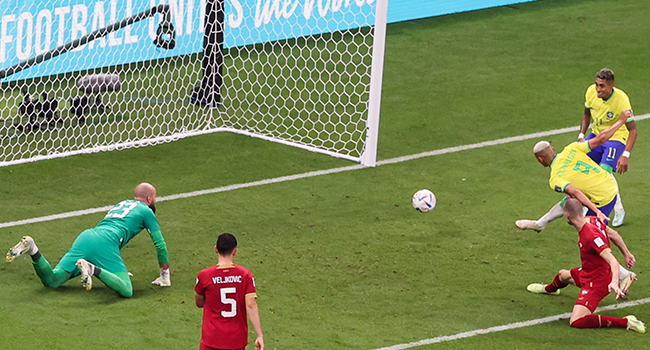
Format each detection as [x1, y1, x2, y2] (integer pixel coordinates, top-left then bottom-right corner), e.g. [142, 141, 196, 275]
[217, 233, 238, 255]
[596, 68, 615, 82]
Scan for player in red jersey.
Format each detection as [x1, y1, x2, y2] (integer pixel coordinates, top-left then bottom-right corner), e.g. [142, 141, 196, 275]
[195, 233, 264, 350]
[527, 198, 645, 333]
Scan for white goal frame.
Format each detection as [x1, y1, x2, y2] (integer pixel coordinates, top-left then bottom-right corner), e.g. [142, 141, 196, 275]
[0, 0, 387, 167]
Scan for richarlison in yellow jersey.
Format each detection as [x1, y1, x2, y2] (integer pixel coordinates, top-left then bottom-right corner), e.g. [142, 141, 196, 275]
[584, 84, 633, 144]
[550, 141, 618, 210]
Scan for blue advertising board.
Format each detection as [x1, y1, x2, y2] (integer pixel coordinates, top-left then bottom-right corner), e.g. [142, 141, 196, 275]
[1, 0, 535, 82]
[386, 0, 537, 23]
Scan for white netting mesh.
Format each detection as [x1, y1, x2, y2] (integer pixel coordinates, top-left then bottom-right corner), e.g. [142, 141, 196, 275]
[0, 0, 383, 166]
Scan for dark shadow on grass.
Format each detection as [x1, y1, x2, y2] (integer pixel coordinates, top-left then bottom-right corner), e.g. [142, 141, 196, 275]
[26, 280, 171, 304]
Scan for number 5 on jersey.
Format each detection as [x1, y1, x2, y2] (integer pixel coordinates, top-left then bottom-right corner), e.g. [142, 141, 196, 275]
[220, 287, 237, 317]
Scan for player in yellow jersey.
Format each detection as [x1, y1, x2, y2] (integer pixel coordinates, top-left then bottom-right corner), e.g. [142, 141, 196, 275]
[578, 68, 637, 227]
[517, 69, 635, 232]
[517, 113, 637, 296]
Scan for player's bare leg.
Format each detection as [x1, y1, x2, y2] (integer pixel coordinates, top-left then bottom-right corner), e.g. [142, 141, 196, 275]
[613, 193, 625, 227]
[516, 202, 564, 232]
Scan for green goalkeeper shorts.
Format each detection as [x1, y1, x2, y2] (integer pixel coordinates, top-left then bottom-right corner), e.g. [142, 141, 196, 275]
[56, 228, 127, 273]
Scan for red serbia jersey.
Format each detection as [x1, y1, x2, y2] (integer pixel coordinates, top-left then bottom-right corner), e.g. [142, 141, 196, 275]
[578, 217, 612, 284]
[195, 264, 257, 349]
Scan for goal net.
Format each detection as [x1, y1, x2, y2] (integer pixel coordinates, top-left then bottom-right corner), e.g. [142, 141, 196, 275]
[0, 0, 387, 167]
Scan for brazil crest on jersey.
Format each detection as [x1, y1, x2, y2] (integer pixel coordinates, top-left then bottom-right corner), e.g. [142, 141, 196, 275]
[584, 84, 633, 144]
[549, 142, 618, 206]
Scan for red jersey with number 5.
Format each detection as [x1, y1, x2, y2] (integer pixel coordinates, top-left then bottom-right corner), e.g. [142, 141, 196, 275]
[195, 264, 257, 349]
[578, 217, 612, 284]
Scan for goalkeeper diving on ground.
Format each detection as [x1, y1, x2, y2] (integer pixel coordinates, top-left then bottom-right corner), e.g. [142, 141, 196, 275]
[6, 182, 170, 298]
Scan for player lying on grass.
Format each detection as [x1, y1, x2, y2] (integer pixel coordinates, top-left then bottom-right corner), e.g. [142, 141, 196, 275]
[516, 110, 637, 295]
[527, 198, 645, 333]
[6, 182, 170, 297]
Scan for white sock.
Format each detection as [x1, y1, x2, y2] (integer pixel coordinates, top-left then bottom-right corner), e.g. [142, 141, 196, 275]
[610, 174, 624, 211]
[536, 202, 564, 228]
[619, 265, 631, 280]
[27, 239, 39, 256]
[614, 193, 624, 211]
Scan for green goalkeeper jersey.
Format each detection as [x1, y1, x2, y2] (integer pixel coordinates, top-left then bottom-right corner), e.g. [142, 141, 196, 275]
[95, 199, 168, 264]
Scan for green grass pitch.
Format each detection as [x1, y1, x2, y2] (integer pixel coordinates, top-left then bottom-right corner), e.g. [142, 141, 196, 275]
[1, 0, 650, 349]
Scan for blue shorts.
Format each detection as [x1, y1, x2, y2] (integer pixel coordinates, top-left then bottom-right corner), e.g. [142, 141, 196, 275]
[563, 196, 615, 224]
[585, 197, 616, 223]
[585, 133, 626, 172]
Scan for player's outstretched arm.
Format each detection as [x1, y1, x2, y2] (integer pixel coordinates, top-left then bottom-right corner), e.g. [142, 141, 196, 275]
[564, 185, 607, 222]
[605, 226, 635, 268]
[588, 110, 630, 149]
[578, 108, 591, 142]
[148, 229, 171, 286]
[601, 250, 625, 299]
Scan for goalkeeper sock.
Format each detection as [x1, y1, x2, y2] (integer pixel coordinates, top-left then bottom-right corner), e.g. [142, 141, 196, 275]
[571, 315, 627, 329]
[545, 274, 568, 293]
[97, 270, 133, 298]
[536, 201, 564, 228]
[32, 256, 73, 288]
[27, 240, 39, 257]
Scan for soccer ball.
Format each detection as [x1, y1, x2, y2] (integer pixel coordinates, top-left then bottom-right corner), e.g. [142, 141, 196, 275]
[412, 189, 436, 213]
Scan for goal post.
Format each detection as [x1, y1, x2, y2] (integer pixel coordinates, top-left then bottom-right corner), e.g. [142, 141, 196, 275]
[361, 0, 388, 167]
[0, 0, 387, 167]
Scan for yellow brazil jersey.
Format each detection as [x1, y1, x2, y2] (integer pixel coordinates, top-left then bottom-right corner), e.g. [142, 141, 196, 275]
[584, 84, 633, 143]
[549, 141, 618, 206]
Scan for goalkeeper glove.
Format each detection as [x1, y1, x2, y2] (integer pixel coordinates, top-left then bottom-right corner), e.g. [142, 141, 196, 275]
[151, 268, 171, 287]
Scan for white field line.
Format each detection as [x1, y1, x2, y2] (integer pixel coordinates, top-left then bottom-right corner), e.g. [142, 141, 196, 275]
[371, 297, 650, 350]
[0, 113, 647, 231]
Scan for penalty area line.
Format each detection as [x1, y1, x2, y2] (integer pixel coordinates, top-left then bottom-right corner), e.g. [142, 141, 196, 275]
[371, 297, 650, 350]
[0, 114, 648, 229]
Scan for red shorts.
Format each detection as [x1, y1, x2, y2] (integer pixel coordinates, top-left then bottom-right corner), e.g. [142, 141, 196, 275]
[570, 267, 610, 313]
[200, 344, 245, 350]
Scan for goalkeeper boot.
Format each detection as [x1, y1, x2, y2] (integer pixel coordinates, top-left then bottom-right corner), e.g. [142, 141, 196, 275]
[515, 220, 544, 232]
[6, 236, 37, 262]
[619, 272, 637, 297]
[527, 283, 560, 295]
[625, 315, 646, 334]
[76, 259, 95, 291]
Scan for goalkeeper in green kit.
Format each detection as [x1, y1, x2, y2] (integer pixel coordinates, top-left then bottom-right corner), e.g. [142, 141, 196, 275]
[6, 183, 170, 297]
